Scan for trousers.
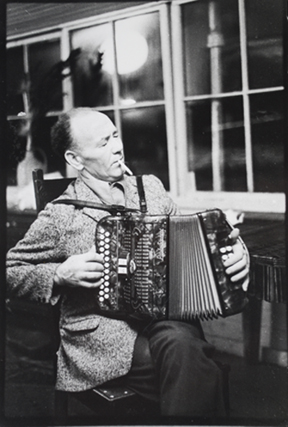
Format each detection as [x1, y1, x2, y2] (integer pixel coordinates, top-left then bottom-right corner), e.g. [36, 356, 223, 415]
[124, 319, 226, 418]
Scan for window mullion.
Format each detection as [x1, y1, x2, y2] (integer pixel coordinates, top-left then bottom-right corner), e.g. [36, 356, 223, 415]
[171, 1, 194, 195]
[111, 21, 122, 138]
[208, 1, 224, 191]
[159, 4, 178, 197]
[238, 0, 254, 192]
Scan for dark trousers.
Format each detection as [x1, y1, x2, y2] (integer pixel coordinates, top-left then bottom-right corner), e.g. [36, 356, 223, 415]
[125, 320, 226, 418]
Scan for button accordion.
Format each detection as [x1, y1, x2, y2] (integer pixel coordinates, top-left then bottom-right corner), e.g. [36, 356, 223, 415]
[95, 209, 248, 321]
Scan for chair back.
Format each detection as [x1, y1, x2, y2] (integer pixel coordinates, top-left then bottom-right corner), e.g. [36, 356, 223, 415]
[32, 169, 75, 213]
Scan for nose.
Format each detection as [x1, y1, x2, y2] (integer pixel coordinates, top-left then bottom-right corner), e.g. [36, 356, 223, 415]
[112, 135, 123, 154]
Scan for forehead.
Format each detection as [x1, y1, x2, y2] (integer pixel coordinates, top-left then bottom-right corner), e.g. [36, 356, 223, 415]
[70, 112, 116, 147]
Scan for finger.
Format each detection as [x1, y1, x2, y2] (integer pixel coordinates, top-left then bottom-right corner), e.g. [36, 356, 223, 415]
[222, 242, 243, 267]
[225, 256, 247, 275]
[83, 252, 104, 262]
[228, 228, 239, 243]
[79, 278, 105, 288]
[84, 262, 105, 272]
[230, 267, 249, 283]
[79, 271, 104, 282]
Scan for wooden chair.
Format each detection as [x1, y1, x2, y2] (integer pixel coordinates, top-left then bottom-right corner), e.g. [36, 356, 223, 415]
[32, 168, 231, 422]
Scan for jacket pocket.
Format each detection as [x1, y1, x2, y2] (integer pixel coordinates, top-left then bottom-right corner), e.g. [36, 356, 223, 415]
[61, 316, 101, 333]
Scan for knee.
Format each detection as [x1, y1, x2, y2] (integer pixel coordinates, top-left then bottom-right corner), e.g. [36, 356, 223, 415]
[148, 320, 209, 358]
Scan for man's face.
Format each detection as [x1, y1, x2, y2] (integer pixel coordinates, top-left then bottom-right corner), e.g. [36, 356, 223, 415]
[70, 112, 124, 182]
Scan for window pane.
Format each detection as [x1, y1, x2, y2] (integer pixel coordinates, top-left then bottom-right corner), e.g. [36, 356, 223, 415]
[28, 39, 62, 112]
[31, 116, 66, 175]
[186, 97, 246, 191]
[250, 92, 284, 192]
[121, 107, 169, 190]
[7, 47, 25, 116]
[7, 119, 27, 185]
[182, 0, 241, 96]
[246, 0, 283, 89]
[116, 12, 164, 104]
[71, 24, 113, 107]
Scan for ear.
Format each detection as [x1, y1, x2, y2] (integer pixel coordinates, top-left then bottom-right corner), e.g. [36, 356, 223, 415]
[64, 150, 84, 171]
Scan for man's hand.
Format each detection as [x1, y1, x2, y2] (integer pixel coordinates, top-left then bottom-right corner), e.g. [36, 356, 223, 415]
[222, 228, 250, 290]
[54, 246, 104, 288]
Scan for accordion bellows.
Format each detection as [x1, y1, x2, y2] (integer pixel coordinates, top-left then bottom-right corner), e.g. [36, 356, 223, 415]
[95, 209, 248, 321]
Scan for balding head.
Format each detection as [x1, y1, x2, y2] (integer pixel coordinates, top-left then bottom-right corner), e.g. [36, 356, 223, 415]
[51, 108, 113, 159]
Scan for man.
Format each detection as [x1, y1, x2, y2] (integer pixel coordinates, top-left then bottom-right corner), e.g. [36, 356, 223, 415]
[6, 108, 249, 418]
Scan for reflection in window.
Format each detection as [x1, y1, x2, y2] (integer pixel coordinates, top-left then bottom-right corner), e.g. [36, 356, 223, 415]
[186, 98, 246, 192]
[182, 0, 242, 96]
[116, 12, 164, 104]
[28, 39, 63, 112]
[250, 92, 284, 192]
[121, 107, 169, 190]
[246, 0, 283, 89]
[71, 24, 114, 107]
[7, 47, 25, 116]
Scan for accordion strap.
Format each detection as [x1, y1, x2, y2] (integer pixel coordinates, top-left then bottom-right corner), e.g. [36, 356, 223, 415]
[52, 175, 147, 215]
[52, 199, 140, 214]
[136, 175, 147, 213]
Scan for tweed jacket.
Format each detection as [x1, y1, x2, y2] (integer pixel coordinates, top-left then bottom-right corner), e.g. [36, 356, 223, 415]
[6, 174, 178, 391]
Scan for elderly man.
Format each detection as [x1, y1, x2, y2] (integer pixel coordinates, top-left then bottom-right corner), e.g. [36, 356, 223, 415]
[6, 108, 249, 418]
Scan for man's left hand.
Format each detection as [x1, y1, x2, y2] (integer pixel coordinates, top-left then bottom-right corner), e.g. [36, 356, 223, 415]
[222, 228, 250, 290]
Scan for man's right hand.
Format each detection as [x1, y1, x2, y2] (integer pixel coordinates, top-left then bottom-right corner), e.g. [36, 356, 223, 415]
[54, 247, 104, 288]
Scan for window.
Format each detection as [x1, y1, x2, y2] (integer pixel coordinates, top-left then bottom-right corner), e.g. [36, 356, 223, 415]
[70, 8, 173, 190]
[6, 35, 66, 185]
[172, 0, 284, 205]
[6, 1, 285, 212]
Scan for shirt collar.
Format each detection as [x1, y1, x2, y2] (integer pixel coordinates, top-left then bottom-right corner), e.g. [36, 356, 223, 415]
[79, 173, 126, 205]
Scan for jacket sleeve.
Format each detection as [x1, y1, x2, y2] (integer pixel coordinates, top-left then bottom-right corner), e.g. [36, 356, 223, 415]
[6, 205, 65, 304]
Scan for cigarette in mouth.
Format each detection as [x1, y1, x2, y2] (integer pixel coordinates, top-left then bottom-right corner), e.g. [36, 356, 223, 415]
[118, 160, 133, 176]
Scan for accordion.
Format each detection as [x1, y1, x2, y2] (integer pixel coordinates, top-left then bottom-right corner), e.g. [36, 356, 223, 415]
[95, 209, 248, 321]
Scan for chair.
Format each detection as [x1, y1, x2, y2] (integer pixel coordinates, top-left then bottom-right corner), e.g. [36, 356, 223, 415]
[32, 168, 231, 421]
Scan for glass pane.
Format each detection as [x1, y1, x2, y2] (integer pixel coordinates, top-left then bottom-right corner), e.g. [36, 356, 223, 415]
[7, 47, 25, 116]
[71, 23, 113, 107]
[116, 12, 164, 104]
[186, 97, 246, 191]
[121, 106, 169, 190]
[246, 0, 283, 89]
[182, 0, 241, 96]
[28, 39, 62, 112]
[31, 116, 66, 175]
[250, 92, 284, 192]
[7, 119, 27, 185]
[186, 101, 213, 190]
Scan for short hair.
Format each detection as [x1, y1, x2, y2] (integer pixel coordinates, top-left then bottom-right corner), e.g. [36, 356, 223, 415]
[51, 107, 99, 159]
[51, 112, 73, 159]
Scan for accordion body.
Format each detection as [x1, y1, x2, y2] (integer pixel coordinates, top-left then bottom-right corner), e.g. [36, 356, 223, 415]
[95, 209, 248, 321]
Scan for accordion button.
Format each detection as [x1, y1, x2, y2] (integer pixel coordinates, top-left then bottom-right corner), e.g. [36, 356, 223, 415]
[99, 290, 104, 296]
[105, 244, 110, 249]
[104, 294, 109, 299]
[99, 297, 104, 302]
[105, 231, 110, 237]
[99, 247, 104, 252]
[220, 247, 227, 254]
[105, 274, 109, 280]
[104, 263, 110, 268]
[105, 250, 110, 255]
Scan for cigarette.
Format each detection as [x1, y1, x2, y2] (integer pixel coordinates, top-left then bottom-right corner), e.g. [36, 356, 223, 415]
[118, 160, 133, 176]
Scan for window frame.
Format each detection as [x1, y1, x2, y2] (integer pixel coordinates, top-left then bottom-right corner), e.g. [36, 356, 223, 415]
[171, 0, 285, 213]
[6, 0, 285, 213]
